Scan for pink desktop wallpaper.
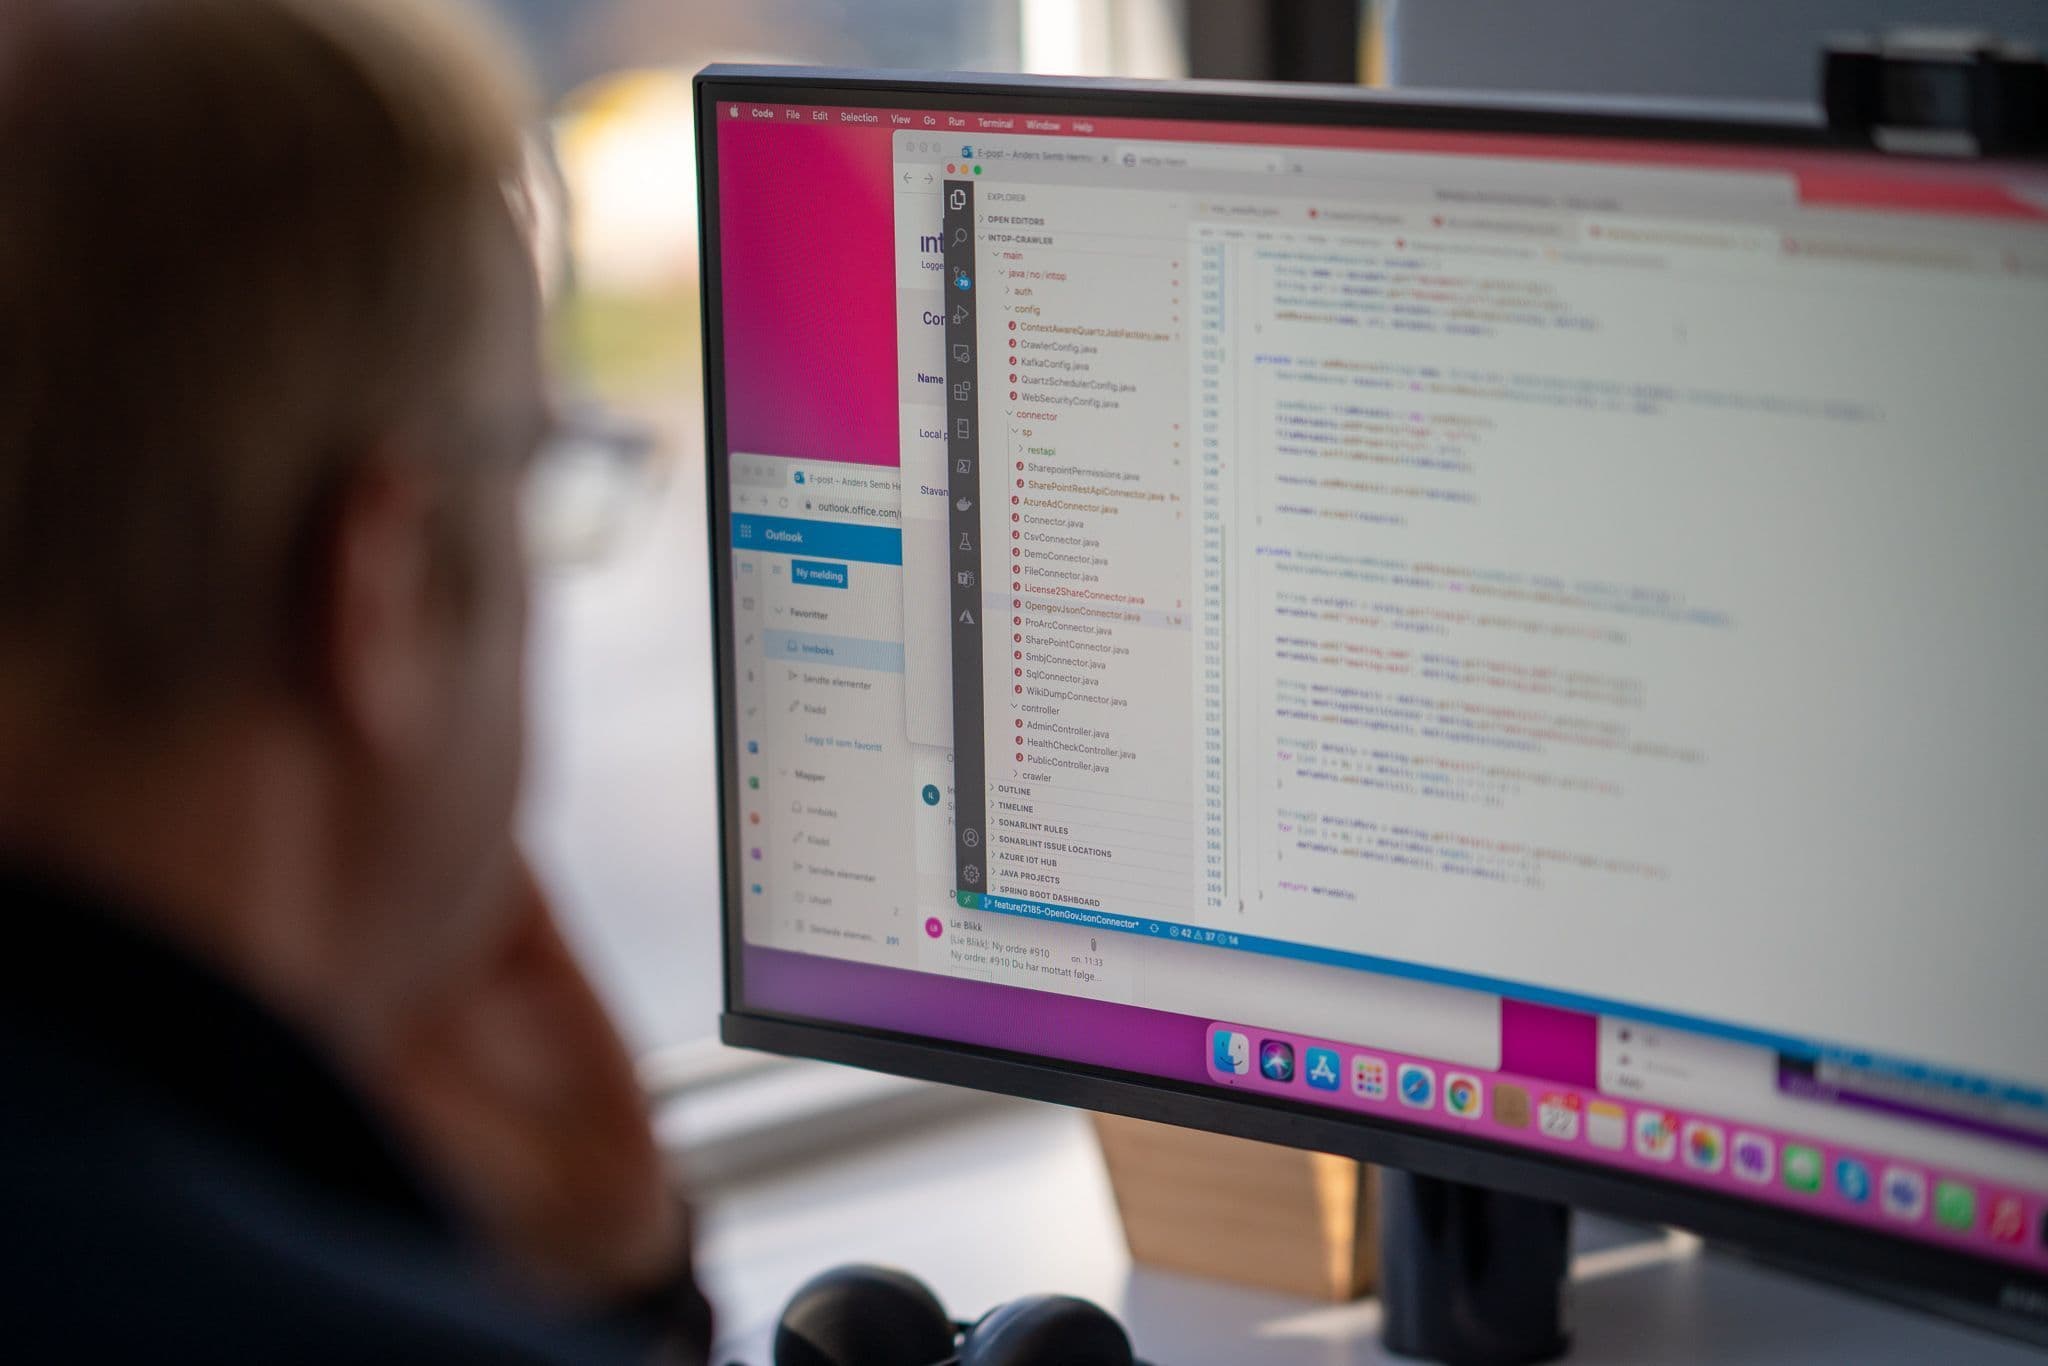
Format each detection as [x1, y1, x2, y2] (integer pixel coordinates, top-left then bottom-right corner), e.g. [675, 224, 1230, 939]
[715, 115, 901, 468]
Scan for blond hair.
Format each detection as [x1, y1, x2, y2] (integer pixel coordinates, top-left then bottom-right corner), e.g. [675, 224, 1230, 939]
[0, 0, 534, 711]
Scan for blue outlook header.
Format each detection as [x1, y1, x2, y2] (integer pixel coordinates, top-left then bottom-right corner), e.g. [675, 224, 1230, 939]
[731, 514, 901, 566]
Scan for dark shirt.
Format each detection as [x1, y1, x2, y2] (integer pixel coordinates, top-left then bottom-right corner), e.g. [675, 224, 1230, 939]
[0, 868, 711, 1363]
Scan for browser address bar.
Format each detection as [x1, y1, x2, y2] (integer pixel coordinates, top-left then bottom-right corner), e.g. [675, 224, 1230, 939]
[1113, 144, 1296, 174]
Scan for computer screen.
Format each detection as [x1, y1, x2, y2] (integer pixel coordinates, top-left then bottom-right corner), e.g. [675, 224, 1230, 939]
[699, 70, 2048, 1322]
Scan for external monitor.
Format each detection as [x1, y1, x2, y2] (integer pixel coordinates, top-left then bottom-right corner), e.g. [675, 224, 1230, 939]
[696, 67, 2048, 1338]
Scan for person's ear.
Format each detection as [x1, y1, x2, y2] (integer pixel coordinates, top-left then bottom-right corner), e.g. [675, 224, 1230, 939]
[310, 454, 446, 764]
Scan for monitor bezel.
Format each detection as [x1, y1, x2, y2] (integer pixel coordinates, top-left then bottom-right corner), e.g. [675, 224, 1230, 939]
[695, 66, 2048, 1345]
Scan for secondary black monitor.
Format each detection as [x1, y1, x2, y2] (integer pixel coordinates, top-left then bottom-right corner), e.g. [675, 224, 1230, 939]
[697, 67, 2048, 1336]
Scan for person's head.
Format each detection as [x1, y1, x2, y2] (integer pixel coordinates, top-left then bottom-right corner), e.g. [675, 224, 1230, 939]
[0, 0, 548, 1036]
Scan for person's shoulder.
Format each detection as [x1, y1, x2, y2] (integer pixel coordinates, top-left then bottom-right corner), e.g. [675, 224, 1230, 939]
[0, 1030, 647, 1365]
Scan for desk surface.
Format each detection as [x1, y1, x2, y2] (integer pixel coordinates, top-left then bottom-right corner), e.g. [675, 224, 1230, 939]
[695, 1100, 2039, 1365]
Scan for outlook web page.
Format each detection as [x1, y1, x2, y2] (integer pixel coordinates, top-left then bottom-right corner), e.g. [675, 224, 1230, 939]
[719, 99, 2048, 1270]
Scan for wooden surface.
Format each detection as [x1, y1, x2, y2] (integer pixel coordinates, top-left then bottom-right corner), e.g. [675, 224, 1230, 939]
[1091, 1112, 1377, 1301]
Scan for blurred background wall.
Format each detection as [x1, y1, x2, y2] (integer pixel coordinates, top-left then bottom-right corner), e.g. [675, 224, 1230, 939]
[1379, 0, 2048, 101]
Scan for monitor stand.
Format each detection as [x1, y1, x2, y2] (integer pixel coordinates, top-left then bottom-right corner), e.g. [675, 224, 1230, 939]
[1378, 1171, 1573, 1365]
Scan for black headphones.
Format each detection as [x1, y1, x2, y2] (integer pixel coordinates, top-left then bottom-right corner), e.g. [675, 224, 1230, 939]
[762, 1265, 1146, 1366]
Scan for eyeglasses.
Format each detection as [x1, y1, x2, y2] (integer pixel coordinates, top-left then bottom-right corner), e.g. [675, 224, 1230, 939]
[521, 395, 661, 568]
